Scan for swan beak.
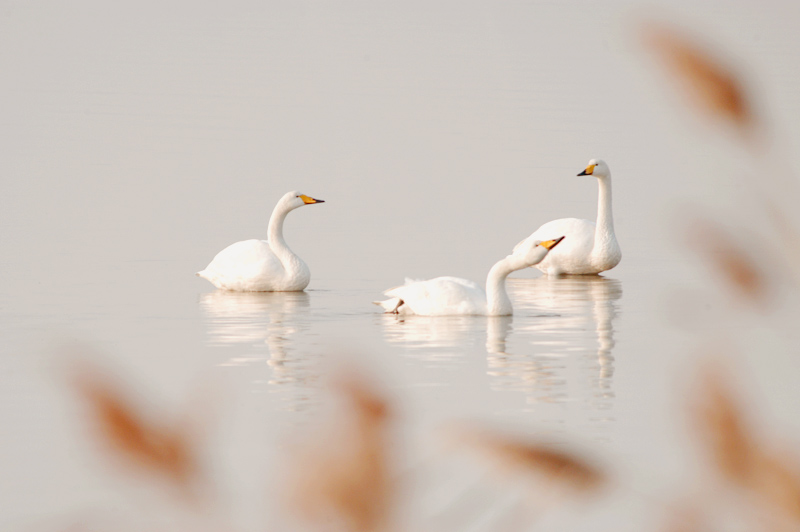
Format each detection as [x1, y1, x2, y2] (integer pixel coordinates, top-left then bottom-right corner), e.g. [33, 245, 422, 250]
[540, 236, 565, 250]
[577, 164, 595, 176]
[300, 195, 325, 204]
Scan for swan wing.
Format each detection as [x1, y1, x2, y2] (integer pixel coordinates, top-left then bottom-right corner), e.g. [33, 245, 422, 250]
[198, 239, 285, 291]
[382, 276, 487, 316]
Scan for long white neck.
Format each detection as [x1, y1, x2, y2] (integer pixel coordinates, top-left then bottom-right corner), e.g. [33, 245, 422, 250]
[485, 256, 519, 316]
[267, 203, 298, 266]
[593, 175, 615, 250]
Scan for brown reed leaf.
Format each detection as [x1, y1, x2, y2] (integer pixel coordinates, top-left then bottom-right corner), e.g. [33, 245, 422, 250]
[693, 363, 800, 523]
[453, 427, 605, 492]
[72, 366, 198, 494]
[690, 219, 768, 303]
[692, 363, 757, 485]
[752, 449, 800, 521]
[643, 23, 754, 130]
[287, 374, 392, 532]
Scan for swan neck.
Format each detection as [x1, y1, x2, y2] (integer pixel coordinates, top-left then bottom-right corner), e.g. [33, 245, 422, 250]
[595, 176, 615, 241]
[267, 203, 296, 263]
[485, 257, 515, 316]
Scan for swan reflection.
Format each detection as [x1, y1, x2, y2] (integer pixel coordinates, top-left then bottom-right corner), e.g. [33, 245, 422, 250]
[484, 314, 570, 404]
[380, 314, 487, 365]
[199, 290, 318, 410]
[505, 276, 622, 408]
[379, 276, 622, 413]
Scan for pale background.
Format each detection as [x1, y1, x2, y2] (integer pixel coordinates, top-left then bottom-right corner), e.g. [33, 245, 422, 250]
[3, 1, 800, 529]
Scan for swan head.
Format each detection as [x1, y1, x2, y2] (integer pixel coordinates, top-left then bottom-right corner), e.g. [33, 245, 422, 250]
[280, 190, 325, 211]
[515, 236, 565, 266]
[577, 159, 610, 178]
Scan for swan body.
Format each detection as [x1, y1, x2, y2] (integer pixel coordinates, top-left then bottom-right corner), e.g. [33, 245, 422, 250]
[197, 191, 324, 292]
[516, 159, 621, 276]
[375, 237, 564, 316]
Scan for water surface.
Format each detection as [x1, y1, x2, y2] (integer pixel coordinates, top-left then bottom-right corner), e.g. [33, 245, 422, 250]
[3, 1, 800, 529]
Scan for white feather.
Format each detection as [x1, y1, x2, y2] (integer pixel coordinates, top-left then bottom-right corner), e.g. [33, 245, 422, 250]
[197, 191, 324, 292]
[376, 238, 563, 316]
[516, 159, 621, 276]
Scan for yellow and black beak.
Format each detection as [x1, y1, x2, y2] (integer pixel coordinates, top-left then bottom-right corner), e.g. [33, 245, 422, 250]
[577, 164, 595, 176]
[540, 236, 565, 250]
[299, 194, 325, 204]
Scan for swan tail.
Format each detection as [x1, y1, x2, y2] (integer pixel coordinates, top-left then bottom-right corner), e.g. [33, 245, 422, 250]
[373, 297, 404, 314]
[197, 269, 221, 287]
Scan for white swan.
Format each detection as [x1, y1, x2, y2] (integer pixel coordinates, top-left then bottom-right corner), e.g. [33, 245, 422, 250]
[515, 159, 621, 276]
[375, 237, 564, 316]
[197, 191, 324, 292]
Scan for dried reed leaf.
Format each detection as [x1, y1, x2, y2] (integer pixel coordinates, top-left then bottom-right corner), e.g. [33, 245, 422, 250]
[341, 374, 390, 424]
[72, 365, 198, 495]
[287, 374, 392, 532]
[693, 363, 800, 522]
[643, 23, 754, 130]
[752, 449, 800, 521]
[693, 362, 757, 485]
[691, 219, 768, 303]
[453, 427, 605, 492]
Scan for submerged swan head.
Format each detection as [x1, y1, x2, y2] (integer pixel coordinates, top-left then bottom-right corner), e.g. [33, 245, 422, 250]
[577, 159, 610, 179]
[279, 190, 325, 212]
[514, 236, 565, 267]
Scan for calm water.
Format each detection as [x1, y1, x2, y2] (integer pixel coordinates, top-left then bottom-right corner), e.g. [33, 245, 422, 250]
[3, 1, 800, 530]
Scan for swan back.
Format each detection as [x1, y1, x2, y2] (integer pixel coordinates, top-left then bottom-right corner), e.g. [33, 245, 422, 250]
[383, 277, 488, 316]
[198, 239, 310, 291]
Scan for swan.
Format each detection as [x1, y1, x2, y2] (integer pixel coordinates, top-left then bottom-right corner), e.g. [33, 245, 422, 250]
[197, 191, 324, 292]
[515, 159, 621, 276]
[374, 237, 564, 316]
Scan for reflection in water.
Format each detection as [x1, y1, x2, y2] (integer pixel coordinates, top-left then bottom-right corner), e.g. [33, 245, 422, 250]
[506, 276, 622, 410]
[380, 315, 487, 366]
[379, 276, 622, 426]
[199, 291, 317, 410]
[483, 314, 570, 404]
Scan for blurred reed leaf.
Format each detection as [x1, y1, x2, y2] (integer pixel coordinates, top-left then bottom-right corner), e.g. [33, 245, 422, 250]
[764, 201, 800, 290]
[693, 362, 757, 484]
[645, 24, 800, 294]
[72, 363, 200, 499]
[643, 22, 755, 132]
[450, 426, 605, 493]
[690, 218, 770, 304]
[286, 373, 392, 532]
[753, 450, 800, 522]
[693, 362, 800, 522]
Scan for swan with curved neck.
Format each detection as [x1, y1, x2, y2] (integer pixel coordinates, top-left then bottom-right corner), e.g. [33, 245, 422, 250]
[375, 237, 564, 316]
[197, 191, 324, 291]
[516, 159, 620, 275]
